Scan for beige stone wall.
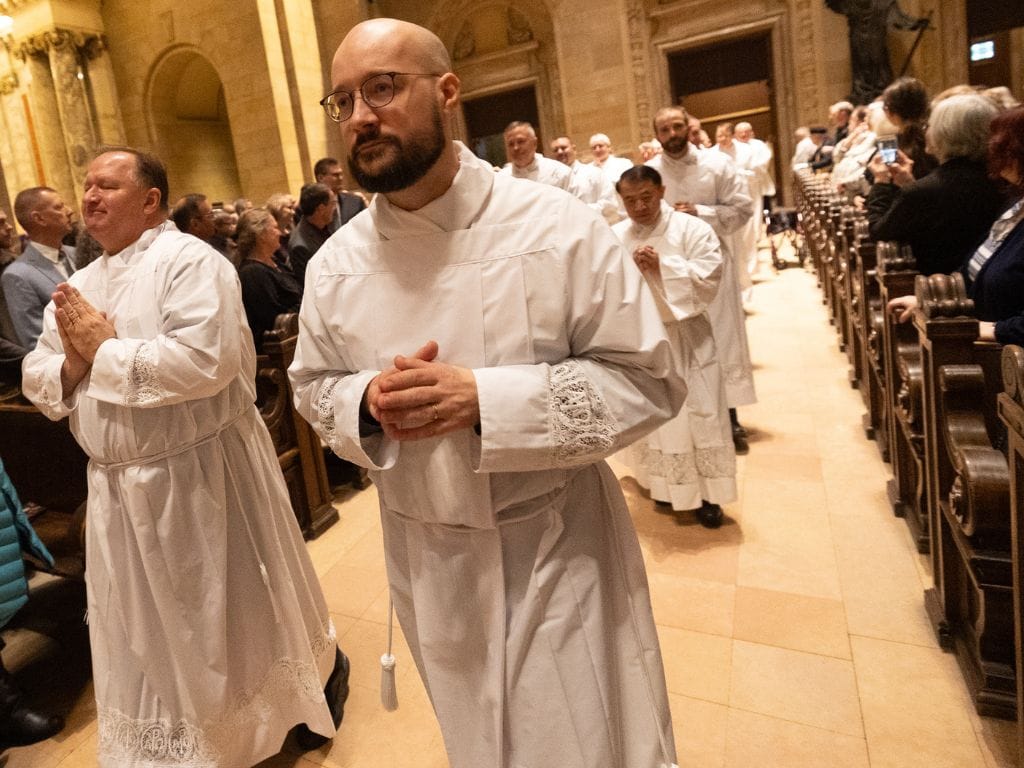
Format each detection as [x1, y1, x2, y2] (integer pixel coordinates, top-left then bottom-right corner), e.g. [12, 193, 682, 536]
[0, 0, 993, 214]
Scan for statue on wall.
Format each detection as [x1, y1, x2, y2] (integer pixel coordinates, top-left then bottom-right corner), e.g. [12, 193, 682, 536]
[825, 0, 930, 104]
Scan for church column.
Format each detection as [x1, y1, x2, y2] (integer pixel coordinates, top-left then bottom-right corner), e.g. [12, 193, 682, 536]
[17, 29, 102, 206]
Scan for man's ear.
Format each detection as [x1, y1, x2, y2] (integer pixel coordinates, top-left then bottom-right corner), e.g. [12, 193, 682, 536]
[143, 188, 162, 215]
[439, 72, 461, 112]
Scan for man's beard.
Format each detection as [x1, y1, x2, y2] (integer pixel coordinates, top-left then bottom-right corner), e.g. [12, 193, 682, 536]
[662, 136, 688, 156]
[348, 107, 446, 193]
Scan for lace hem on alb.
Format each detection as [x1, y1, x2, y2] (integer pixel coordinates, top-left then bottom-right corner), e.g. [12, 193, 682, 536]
[124, 342, 163, 406]
[548, 360, 618, 465]
[722, 361, 753, 386]
[98, 620, 336, 767]
[636, 444, 736, 485]
[317, 375, 342, 440]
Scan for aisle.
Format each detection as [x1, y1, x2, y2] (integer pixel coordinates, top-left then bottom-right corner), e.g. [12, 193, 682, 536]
[6, 266, 1018, 768]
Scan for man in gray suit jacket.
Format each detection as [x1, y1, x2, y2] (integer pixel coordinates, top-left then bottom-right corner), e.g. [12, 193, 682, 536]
[1, 187, 75, 350]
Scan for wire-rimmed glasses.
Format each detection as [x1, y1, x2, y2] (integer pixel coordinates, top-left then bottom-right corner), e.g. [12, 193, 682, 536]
[319, 72, 442, 123]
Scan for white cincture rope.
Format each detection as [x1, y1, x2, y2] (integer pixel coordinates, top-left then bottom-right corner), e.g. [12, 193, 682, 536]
[380, 597, 398, 711]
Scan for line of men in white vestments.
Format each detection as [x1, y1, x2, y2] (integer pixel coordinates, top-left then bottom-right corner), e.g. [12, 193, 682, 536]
[498, 107, 774, 526]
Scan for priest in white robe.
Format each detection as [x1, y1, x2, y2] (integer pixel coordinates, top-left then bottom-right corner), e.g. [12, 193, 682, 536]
[290, 19, 683, 768]
[647, 106, 757, 453]
[712, 122, 758, 295]
[22, 148, 347, 767]
[500, 121, 571, 190]
[550, 135, 620, 223]
[613, 165, 737, 527]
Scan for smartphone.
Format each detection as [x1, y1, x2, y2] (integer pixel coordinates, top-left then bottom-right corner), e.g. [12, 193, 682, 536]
[877, 136, 899, 165]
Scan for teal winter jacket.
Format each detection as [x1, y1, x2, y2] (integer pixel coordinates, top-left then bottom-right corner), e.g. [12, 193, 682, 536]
[0, 458, 55, 629]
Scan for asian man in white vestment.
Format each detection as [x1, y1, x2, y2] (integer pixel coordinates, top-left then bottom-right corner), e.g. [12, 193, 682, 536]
[613, 165, 737, 528]
[21, 148, 349, 767]
[646, 106, 758, 454]
[289, 18, 683, 768]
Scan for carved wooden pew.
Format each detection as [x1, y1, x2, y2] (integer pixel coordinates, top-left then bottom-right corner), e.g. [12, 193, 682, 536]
[257, 314, 340, 540]
[999, 345, 1024, 759]
[877, 242, 927, 551]
[851, 218, 886, 455]
[914, 274, 1014, 718]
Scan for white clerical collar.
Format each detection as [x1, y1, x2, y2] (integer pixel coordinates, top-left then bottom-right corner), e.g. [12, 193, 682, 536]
[31, 241, 61, 263]
[511, 154, 542, 177]
[108, 220, 177, 265]
[662, 149, 698, 166]
[370, 141, 494, 238]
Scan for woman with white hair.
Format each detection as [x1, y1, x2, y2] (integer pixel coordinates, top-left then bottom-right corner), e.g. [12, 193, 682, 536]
[866, 93, 1008, 274]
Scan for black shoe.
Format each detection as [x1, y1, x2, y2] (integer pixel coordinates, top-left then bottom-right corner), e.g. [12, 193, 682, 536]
[294, 648, 351, 751]
[732, 424, 750, 455]
[696, 501, 724, 529]
[0, 668, 64, 751]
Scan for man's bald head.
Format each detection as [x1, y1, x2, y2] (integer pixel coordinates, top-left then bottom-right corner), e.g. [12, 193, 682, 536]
[333, 18, 452, 86]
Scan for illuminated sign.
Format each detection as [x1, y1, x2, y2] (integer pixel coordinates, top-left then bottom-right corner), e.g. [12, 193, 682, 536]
[970, 40, 995, 61]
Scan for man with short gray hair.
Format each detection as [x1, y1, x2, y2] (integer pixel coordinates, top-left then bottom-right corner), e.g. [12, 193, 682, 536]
[500, 121, 570, 189]
[588, 132, 633, 185]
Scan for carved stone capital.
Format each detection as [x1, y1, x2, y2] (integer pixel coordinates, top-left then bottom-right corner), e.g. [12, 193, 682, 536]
[0, 72, 15, 94]
[14, 28, 105, 62]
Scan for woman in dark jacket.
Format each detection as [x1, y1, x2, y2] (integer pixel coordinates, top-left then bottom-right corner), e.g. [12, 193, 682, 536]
[236, 208, 301, 353]
[888, 106, 1024, 343]
[867, 93, 1007, 275]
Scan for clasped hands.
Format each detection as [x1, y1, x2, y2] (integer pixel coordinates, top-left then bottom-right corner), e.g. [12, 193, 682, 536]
[52, 283, 116, 395]
[363, 340, 480, 441]
[673, 201, 698, 216]
[632, 244, 661, 275]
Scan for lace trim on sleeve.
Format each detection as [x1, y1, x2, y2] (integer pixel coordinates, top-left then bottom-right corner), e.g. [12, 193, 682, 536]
[124, 342, 163, 406]
[317, 375, 342, 439]
[548, 360, 618, 465]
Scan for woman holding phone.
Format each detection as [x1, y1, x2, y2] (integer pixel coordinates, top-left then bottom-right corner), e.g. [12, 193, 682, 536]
[865, 93, 1007, 274]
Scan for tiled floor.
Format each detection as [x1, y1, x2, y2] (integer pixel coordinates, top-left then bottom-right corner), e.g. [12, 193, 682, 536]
[3, 259, 1019, 767]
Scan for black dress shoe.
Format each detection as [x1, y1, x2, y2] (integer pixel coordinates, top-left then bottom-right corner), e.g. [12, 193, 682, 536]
[295, 648, 351, 751]
[696, 501, 724, 529]
[732, 424, 750, 455]
[0, 704, 64, 751]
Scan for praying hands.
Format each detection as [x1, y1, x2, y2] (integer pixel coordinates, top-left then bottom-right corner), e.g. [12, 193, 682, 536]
[52, 282, 116, 397]
[364, 340, 481, 441]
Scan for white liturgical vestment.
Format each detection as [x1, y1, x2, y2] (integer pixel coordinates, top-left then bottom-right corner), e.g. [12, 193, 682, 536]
[22, 222, 336, 768]
[647, 149, 758, 406]
[499, 152, 571, 190]
[290, 142, 683, 768]
[614, 201, 737, 509]
[713, 140, 759, 291]
[567, 159, 620, 223]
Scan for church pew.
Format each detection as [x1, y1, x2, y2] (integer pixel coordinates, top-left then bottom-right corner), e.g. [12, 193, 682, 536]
[998, 345, 1024, 759]
[257, 313, 340, 540]
[914, 273, 1014, 718]
[876, 241, 927, 552]
[850, 218, 887, 457]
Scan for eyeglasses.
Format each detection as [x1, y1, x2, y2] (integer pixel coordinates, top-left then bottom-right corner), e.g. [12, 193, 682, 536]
[319, 72, 442, 123]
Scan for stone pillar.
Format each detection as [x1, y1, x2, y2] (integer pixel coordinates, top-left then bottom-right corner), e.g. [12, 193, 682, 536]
[17, 29, 104, 205]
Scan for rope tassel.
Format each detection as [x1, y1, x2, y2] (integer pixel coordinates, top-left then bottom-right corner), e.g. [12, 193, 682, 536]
[381, 597, 398, 711]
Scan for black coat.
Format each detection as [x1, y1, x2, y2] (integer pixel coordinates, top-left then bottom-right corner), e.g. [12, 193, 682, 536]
[866, 157, 1007, 275]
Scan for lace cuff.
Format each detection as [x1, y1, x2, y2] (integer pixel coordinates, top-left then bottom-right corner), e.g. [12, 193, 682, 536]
[317, 376, 342, 440]
[124, 342, 163, 406]
[548, 360, 617, 465]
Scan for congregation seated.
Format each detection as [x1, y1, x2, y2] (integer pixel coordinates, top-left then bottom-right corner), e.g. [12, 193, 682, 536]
[888, 106, 1024, 343]
[236, 208, 301, 353]
[866, 93, 1007, 275]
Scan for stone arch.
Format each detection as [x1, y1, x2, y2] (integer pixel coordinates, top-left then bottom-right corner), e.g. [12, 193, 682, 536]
[145, 46, 241, 205]
[424, 0, 565, 149]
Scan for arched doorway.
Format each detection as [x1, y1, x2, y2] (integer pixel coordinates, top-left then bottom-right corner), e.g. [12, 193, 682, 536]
[146, 48, 241, 205]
